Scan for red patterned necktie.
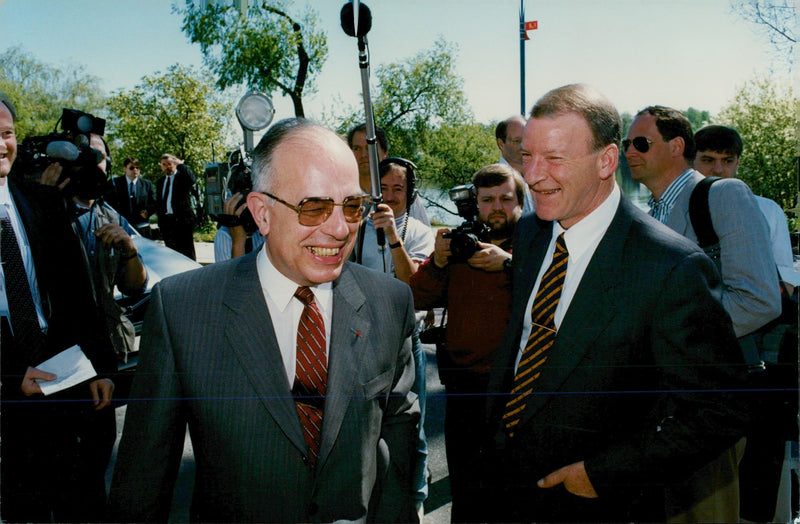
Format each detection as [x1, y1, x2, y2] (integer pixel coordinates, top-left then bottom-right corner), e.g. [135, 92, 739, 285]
[293, 286, 327, 465]
[503, 233, 569, 437]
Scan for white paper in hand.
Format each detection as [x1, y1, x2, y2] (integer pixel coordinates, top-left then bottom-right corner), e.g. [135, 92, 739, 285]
[34, 345, 97, 396]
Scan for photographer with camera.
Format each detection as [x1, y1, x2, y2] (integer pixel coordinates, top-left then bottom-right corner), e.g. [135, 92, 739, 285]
[213, 191, 265, 262]
[1, 93, 119, 521]
[409, 163, 524, 522]
[37, 115, 147, 364]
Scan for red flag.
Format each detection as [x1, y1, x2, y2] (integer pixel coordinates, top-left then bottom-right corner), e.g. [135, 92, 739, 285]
[525, 20, 538, 30]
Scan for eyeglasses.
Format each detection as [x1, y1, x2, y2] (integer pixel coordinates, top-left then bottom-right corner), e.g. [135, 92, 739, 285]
[622, 136, 655, 153]
[261, 192, 372, 226]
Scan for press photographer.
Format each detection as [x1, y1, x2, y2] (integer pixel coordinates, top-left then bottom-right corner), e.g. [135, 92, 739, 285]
[409, 163, 525, 522]
[206, 91, 273, 261]
[25, 108, 147, 364]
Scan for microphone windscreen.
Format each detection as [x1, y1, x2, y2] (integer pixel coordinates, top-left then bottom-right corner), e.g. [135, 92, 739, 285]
[45, 141, 80, 162]
[340, 1, 372, 37]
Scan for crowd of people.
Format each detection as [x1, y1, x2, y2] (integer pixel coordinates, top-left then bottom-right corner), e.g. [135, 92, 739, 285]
[0, 82, 796, 523]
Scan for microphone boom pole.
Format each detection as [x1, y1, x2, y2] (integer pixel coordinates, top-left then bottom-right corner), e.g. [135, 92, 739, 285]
[341, 0, 385, 246]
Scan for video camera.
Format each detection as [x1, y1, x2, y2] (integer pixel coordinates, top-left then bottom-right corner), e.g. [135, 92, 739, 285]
[14, 108, 108, 200]
[443, 184, 490, 262]
[204, 91, 274, 234]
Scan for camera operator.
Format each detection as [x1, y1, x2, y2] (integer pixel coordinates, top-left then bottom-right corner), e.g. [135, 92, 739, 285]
[409, 163, 524, 522]
[39, 128, 147, 363]
[213, 191, 265, 261]
[0, 93, 118, 521]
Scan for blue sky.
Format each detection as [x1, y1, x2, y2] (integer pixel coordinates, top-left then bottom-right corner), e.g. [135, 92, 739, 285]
[0, 0, 786, 124]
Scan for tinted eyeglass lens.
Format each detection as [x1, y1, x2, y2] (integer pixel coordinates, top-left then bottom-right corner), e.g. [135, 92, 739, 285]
[297, 196, 368, 226]
[298, 199, 334, 225]
[622, 136, 651, 153]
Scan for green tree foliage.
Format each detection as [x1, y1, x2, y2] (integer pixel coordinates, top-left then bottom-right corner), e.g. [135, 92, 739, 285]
[178, 0, 327, 117]
[718, 76, 798, 213]
[335, 39, 486, 191]
[0, 46, 106, 139]
[684, 107, 712, 131]
[105, 64, 230, 183]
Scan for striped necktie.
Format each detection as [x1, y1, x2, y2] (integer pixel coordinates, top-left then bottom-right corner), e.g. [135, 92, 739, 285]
[503, 233, 569, 437]
[293, 286, 327, 465]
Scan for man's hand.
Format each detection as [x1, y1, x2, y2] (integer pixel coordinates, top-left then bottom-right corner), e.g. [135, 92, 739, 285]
[432, 229, 452, 268]
[88, 378, 115, 410]
[537, 461, 598, 499]
[467, 242, 511, 272]
[38, 163, 70, 191]
[95, 224, 137, 258]
[223, 192, 248, 217]
[370, 203, 399, 244]
[20, 366, 56, 396]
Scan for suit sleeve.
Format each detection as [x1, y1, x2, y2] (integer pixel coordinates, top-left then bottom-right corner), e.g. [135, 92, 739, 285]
[710, 180, 781, 336]
[107, 284, 188, 522]
[585, 251, 750, 491]
[408, 256, 448, 310]
[370, 283, 420, 523]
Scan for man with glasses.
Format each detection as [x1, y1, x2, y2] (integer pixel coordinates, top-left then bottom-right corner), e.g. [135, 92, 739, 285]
[626, 106, 780, 523]
[109, 118, 420, 522]
[109, 157, 156, 234]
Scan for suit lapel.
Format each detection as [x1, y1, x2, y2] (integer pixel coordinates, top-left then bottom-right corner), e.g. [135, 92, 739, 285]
[518, 199, 631, 426]
[317, 265, 370, 468]
[222, 254, 307, 454]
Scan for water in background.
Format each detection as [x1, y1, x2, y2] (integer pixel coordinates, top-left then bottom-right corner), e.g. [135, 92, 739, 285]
[418, 180, 651, 226]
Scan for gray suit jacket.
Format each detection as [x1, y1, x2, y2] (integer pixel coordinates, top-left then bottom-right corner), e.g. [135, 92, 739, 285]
[484, 196, 749, 522]
[108, 252, 419, 522]
[665, 170, 781, 336]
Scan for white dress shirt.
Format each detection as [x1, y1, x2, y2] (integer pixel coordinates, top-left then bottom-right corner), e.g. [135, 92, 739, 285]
[515, 184, 620, 370]
[256, 246, 333, 386]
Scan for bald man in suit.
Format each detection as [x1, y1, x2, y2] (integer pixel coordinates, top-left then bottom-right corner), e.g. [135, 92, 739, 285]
[108, 119, 419, 522]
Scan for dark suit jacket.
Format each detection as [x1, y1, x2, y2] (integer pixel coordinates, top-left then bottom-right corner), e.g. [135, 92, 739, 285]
[108, 253, 420, 522]
[156, 164, 196, 226]
[2, 177, 117, 392]
[108, 175, 156, 226]
[484, 196, 749, 522]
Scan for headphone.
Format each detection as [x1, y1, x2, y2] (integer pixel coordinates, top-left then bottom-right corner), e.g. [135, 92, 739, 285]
[379, 157, 417, 209]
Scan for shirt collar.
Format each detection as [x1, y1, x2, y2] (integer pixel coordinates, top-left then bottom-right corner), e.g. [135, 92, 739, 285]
[256, 246, 333, 315]
[648, 168, 694, 223]
[555, 183, 620, 262]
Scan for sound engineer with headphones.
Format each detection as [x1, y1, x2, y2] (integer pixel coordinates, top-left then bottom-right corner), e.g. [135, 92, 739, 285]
[352, 157, 434, 518]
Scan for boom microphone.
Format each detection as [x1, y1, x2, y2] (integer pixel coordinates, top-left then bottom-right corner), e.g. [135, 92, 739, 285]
[340, 1, 372, 38]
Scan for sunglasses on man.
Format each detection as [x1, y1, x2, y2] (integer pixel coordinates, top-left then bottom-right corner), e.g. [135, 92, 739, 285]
[622, 136, 655, 153]
[262, 192, 372, 226]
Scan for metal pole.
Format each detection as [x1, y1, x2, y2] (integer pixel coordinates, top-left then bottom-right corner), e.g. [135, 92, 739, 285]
[519, 1, 526, 116]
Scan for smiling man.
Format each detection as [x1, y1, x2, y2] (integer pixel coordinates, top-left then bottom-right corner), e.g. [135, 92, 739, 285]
[109, 118, 420, 522]
[482, 84, 749, 523]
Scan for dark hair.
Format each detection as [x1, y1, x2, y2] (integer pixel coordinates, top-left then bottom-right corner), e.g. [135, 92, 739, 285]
[635, 106, 696, 161]
[530, 84, 621, 151]
[347, 123, 388, 154]
[0, 91, 16, 121]
[694, 125, 743, 157]
[123, 157, 140, 169]
[379, 157, 417, 209]
[495, 115, 525, 141]
[251, 117, 317, 192]
[472, 163, 526, 206]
